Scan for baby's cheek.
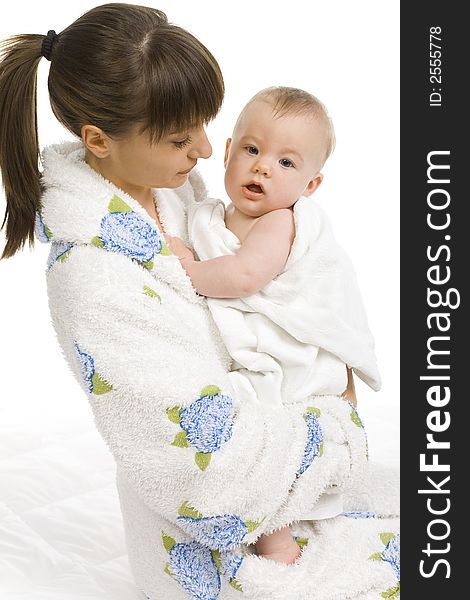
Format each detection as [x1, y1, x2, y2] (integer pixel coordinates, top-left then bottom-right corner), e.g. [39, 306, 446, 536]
[224, 168, 238, 196]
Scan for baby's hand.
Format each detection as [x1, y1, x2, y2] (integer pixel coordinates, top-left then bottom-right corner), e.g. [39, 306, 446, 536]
[166, 236, 195, 262]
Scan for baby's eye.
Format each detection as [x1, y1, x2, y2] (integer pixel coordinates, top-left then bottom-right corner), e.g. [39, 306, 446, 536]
[279, 158, 294, 168]
[246, 146, 258, 155]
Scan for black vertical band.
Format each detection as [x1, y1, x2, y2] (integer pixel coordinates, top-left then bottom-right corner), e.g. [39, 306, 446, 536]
[401, 2, 465, 596]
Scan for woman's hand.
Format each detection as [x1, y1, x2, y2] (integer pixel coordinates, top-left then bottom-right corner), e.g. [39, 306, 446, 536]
[166, 236, 195, 262]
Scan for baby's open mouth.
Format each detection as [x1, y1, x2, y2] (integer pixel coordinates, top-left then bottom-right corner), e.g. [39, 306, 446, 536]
[246, 183, 263, 193]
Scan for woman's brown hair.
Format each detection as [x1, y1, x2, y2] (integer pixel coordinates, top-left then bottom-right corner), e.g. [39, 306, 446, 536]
[0, 3, 224, 259]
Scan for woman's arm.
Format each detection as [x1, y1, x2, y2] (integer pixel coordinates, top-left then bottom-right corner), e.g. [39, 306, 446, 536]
[170, 208, 295, 298]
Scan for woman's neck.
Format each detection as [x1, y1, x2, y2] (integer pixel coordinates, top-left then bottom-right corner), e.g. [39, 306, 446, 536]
[84, 151, 163, 231]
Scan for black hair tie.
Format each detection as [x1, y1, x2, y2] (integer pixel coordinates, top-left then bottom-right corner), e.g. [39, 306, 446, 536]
[41, 30, 58, 61]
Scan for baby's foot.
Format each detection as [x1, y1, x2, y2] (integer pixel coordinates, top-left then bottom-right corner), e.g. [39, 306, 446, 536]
[257, 541, 302, 565]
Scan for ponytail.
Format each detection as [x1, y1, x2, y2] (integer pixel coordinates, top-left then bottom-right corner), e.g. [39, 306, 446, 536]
[0, 34, 43, 259]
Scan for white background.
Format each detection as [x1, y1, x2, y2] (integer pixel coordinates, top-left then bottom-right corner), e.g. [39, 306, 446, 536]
[0, 1, 399, 465]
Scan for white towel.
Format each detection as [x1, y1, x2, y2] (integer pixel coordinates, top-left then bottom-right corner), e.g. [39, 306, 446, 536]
[189, 196, 381, 409]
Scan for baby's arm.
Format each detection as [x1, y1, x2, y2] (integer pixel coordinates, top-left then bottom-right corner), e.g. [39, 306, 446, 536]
[176, 208, 295, 298]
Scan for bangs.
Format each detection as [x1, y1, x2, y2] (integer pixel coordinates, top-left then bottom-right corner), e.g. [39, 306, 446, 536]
[138, 26, 224, 143]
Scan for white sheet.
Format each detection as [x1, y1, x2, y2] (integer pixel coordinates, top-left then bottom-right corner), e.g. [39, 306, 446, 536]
[0, 396, 140, 600]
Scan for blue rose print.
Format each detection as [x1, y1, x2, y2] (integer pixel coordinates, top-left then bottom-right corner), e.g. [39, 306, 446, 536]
[220, 549, 244, 582]
[349, 402, 365, 428]
[74, 342, 94, 394]
[176, 514, 248, 551]
[167, 386, 236, 471]
[296, 410, 324, 477]
[369, 533, 400, 599]
[382, 533, 400, 582]
[35, 210, 51, 242]
[348, 401, 369, 460]
[99, 211, 161, 262]
[73, 342, 113, 395]
[180, 393, 235, 453]
[47, 241, 73, 270]
[169, 541, 221, 600]
[342, 511, 376, 519]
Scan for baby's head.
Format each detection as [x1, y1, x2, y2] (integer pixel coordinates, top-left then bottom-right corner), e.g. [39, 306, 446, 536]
[224, 86, 335, 217]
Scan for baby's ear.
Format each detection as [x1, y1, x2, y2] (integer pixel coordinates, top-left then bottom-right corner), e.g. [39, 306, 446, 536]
[224, 138, 232, 168]
[304, 173, 323, 197]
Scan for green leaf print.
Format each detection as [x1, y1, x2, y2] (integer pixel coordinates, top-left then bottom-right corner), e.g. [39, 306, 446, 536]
[245, 517, 266, 533]
[164, 562, 173, 578]
[159, 240, 172, 256]
[306, 407, 321, 417]
[211, 549, 222, 573]
[161, 531, 176, 553]
[379, 533, 396, 546]
[178, 500, 203, 519]
[200, 385, 222, 397]
[350, 408, 362, 428]
[381, 584, 400, 599]
[143, 285, 161, 301]
[57, 250, 72, 263]
[91, 372, 113, 395]
[171, 430, 190, 448]
[229, 577, 243, 592]
[91, 236, 104, 248]
[166, 406, 182, 424]
[108, 195, 132, 213]
[368, 552, 383, 561]
[195, 451, 212, 471]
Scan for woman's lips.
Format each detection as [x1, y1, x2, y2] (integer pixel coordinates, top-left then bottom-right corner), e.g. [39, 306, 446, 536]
[178, 165, 196, 175]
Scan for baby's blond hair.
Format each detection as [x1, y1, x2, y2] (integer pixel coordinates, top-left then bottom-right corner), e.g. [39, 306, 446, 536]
[239, 86, 336, 168]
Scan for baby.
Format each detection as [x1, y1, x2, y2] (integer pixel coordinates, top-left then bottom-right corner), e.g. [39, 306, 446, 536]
[173, 86, 329, 300]
[168, 87, 380, 565]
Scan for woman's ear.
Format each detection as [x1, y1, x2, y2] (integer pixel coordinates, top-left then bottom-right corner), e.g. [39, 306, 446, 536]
[303, 173, 324, 197]
[224, 138, 232, 168]
[81, 125, 111, 159]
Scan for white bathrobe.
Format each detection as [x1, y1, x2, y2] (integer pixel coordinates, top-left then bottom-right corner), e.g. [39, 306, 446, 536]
[37, 141, 399, 600]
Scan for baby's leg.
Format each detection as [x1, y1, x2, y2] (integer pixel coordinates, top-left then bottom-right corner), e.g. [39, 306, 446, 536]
[254, 526, 302, 565]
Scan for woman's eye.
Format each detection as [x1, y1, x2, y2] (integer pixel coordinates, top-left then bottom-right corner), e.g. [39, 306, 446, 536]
[174, 136, 192, 149]
[246, 146, 258, 155]
[279, 158, 294, 168]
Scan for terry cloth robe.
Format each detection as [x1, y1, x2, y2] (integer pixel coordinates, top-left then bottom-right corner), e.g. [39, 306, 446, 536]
[37, 141, 400, 600]
[188, 197, 381, 409]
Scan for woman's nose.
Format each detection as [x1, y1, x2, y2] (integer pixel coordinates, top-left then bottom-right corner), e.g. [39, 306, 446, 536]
[188, 129, 212, 159]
